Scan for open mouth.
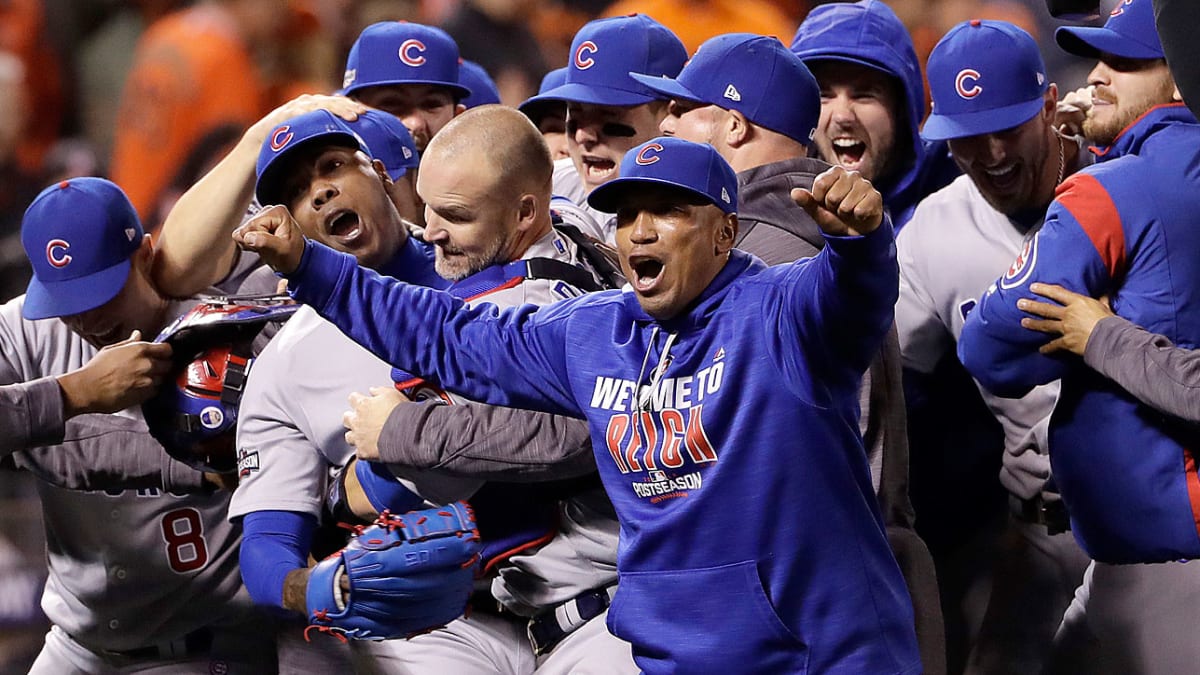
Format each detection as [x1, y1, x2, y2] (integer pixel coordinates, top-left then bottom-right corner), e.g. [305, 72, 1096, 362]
[980, 162, 1021, 192]
[831, 138, 867, 170]
[581, 155, 618, 184]
[325, 210, 363, 243]
[629, 256, 665, 293]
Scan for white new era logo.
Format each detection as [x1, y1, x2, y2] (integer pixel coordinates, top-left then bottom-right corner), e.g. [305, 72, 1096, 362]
[125, 228, 136, 242]
[720, 187, 730, 203]
[402, 147, 413, 159]
[723, 84, 741, 102]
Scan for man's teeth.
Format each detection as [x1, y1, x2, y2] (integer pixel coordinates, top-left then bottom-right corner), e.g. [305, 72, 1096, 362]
[832, 139, 861, 148]
[984, 165, 1017, 178]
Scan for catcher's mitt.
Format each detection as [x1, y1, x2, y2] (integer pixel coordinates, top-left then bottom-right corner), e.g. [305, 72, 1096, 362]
[306, 502, 482, 641]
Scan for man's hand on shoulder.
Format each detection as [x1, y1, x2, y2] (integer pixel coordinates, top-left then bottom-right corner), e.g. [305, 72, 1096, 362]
[791, 166, 884, 237]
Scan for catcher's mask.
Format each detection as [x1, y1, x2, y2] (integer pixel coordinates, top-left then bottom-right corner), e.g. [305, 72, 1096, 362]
[143, 295, 298, 473]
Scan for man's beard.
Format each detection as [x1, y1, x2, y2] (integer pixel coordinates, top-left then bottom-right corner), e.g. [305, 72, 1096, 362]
[434, 233, 510, 281]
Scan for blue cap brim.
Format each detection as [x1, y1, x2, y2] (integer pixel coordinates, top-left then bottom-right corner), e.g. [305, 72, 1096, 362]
[627, 73, 703, 104]
[1055, 26, 1164, 60]
[587, 176, 730, 214]
[518, 97, 565, 122]
[531, 81, 662, 107]
[22, 257, 131, 320]
[343, 79, 472, 101]
[921, 96, 1045, 141]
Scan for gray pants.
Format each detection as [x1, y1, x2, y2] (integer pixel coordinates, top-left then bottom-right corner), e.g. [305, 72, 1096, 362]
[350, 608, 636, 675]
[29, 621, 275, 675]
[1046, 559, 1200, 675]
[965, 516, 1091, 675]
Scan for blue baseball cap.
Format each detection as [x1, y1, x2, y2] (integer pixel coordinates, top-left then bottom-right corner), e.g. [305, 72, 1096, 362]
[519, 67, 569, 123]
[21, 178, 144, 320]
[459, 60, 501, 108]
[341, 22, 472, 100]
[631, 33, 820, 144]
[923, 20, 1049, 141]
[525, 15, 687, 108]
[588, 137, 737, 214]
[1056, 0, 1163, 60]
[346, 109, 419, 181]
[255, 109, 369, 205]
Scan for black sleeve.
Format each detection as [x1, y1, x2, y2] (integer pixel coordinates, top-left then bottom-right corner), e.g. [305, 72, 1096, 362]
[378, 401, 597, 482]
[1155, 0, 1200, 117]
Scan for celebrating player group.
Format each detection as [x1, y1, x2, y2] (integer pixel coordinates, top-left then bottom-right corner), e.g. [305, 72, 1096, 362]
[3, 0, 1199, 673]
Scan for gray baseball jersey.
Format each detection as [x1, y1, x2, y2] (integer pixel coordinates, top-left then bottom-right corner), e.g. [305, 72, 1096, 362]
[0, 296, 255, 654]
[551, 157, 615, 244]
[234, 228, 623, 667]
[896, 174, 1060, 501]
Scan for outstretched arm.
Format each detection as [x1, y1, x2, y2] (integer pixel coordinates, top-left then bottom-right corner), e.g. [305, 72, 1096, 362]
[234, 210, 582, 417]
[344, 387, 597, 481]
[153, 95, 366, 297]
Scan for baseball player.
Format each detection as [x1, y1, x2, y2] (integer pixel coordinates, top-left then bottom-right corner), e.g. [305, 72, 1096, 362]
[233, 106, 632, 673]
[4, 178, 278, 674]
[790, 0, 960, 230]
[237, 136, 920, 674]
[896, 21, 1094, 675]
[152, 93, 369, 299]
[957, 2, 1200, 672]
[519, 67, 570, 162]
[649, 32, 945, 674]
[523, 15, 688, 240]
[339, 22, 470, 154]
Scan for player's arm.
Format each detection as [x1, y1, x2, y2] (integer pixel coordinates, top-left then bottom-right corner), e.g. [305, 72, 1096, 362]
[6, 416, 211, 493]
[777, 168, 899, 395]
[1084, 316, 1200, 423]
[1023, 283, 1200, 422]
[152, 94, 367, 298]
[239, 509, 318, 613]
[235, 211, 582, 416]
[894, 217, 955, 374]
[344, 387, 597, 481]
[958, 174, 1119, 397]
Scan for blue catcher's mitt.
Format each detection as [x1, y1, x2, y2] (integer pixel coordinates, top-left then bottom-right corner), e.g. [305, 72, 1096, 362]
[305, 502, 482, 641]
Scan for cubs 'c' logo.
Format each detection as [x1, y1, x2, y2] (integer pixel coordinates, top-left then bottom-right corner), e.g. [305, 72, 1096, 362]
[270, 126, 293, 152]
[46, 239, 71, 268]
[955, 69, 983, 100]
[399, 39, 427, 66]
[1110, 0, 1134, 16]
[575, 40, 598, 70]
[1000, 233, 1039, 290]
[635, 143, 663, 166]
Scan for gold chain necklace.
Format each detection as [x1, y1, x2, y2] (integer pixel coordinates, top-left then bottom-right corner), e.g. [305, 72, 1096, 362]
[1055, 132, 1066, 186]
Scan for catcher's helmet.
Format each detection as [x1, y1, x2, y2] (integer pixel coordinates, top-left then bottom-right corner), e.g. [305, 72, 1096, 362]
[143, 295, 298, 473]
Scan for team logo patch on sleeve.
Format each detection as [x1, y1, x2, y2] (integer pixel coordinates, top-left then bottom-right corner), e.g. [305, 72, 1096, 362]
[1000, 233, 1039, 290]
[237, 448, 260, 478]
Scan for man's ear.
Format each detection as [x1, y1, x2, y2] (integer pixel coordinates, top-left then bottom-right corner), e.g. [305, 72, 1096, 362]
[371, 158, 394, 185]
[1042, 83, 1060, 119]
[454, 103, 467, 117]
[1173, 85, 1183, 102]
[514, 193, 539, 232]
[725, 110, 751, 148]
[715, 212, 738, 254]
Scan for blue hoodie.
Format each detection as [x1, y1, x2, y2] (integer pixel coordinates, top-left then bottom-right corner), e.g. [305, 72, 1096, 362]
[791, 0, 959, 229]
[960, 104, 1200, 564]
[283, 223, 919, 674]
